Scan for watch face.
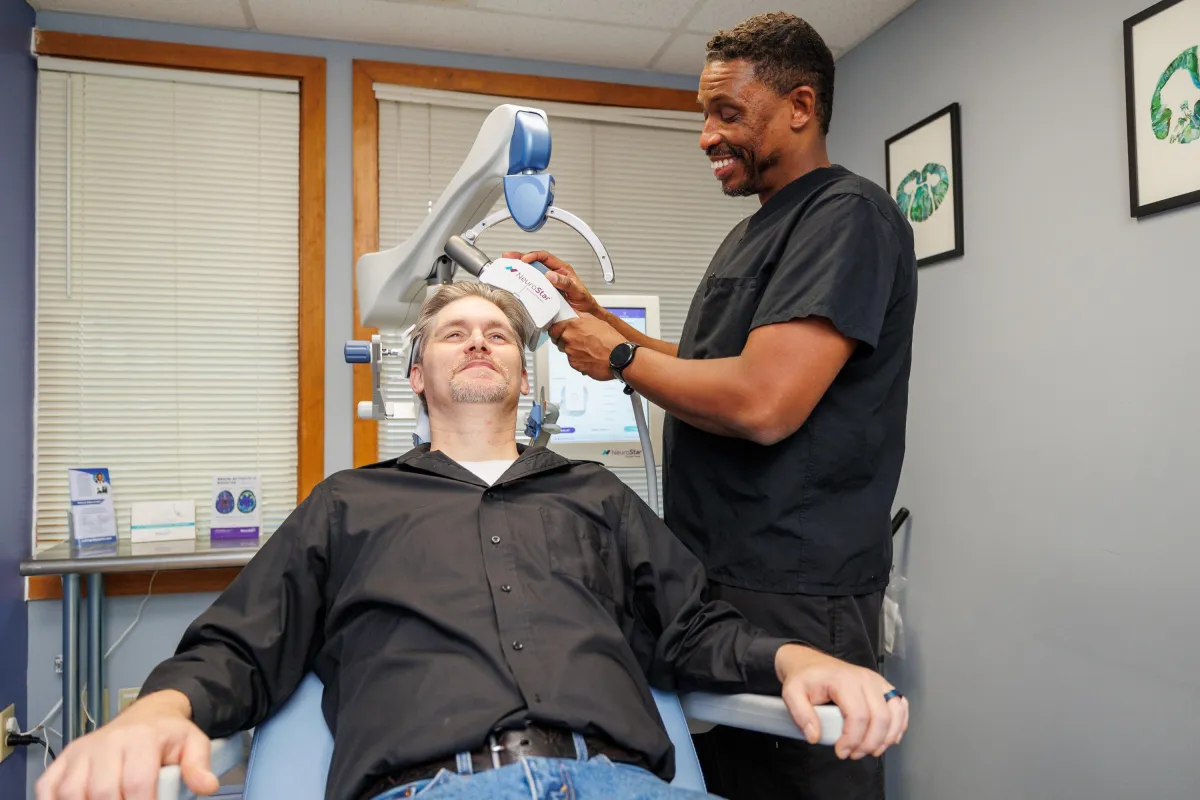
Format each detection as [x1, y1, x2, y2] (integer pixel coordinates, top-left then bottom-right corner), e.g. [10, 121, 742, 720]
[611, 343, 634, 369]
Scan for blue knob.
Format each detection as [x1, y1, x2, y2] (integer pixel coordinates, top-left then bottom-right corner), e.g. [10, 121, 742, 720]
[344, 341, 371, 364]
[530, 260, 548, 274]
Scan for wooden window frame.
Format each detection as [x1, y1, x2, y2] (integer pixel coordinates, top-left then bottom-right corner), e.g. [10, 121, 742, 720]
[351, 60, 697, 467]
[28, 31, 326, 601]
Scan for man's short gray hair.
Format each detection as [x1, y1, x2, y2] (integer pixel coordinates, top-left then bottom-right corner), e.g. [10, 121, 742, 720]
[410, 282, 536, 408]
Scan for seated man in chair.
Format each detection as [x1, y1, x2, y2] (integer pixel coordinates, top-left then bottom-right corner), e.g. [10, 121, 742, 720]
[38, 283, 907, 800]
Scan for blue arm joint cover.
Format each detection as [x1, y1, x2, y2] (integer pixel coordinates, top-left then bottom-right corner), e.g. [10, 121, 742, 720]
[506, 110, 554, 232]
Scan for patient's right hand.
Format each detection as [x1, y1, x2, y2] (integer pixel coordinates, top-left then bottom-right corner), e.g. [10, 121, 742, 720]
[35, 689, 219, 800]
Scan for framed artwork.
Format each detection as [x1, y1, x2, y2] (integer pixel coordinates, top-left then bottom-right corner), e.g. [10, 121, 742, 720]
[1124, 0, 1200, 218]
[885, 102, 964, 267]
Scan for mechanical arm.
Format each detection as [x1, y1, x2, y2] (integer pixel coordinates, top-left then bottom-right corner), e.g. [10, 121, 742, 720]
[344, 105, 630, 454]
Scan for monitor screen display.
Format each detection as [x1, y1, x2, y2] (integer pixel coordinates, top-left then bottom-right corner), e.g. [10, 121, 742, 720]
[545, 307, 651, 444]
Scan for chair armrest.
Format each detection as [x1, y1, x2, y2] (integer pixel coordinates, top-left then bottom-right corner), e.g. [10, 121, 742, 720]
[155, 733, 246, 800]
[680, 693, 843, 745]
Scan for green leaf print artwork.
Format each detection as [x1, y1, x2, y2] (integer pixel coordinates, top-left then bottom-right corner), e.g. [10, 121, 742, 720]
[895, 163, 950, 223]
[1150, 45, 1200, 145]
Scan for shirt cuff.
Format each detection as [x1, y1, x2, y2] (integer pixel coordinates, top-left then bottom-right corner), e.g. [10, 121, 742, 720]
[743, 635, 810, 694]
[138, 671, 218, 735]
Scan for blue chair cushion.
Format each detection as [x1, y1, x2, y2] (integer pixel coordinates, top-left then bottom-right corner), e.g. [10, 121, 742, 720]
[242, 673, 333, 799]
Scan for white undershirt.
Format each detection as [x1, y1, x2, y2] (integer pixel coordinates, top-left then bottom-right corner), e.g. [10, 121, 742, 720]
[458, 459, 516, 486]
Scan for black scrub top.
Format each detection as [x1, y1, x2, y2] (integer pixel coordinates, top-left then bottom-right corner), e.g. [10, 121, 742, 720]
[662, 165, 917, 596]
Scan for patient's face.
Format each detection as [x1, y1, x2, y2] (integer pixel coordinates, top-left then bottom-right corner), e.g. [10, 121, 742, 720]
[411, 296, 529, 412]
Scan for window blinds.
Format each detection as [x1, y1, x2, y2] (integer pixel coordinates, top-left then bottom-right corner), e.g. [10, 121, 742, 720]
[375, 90, 758, 504]
[33, 64, 301, 549]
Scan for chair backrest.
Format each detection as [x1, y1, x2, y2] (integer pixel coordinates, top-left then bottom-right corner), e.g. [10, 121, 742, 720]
[241, 673, 706, 798]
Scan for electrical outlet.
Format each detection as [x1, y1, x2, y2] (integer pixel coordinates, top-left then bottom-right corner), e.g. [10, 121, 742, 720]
[118, 687, 140, 713]
[0, 704, 15, 764]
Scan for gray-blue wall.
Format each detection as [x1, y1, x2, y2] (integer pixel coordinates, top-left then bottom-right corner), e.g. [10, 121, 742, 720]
[25, 11, 697, 796]
[1, 0, 35, 794]
[830, 0, 1200, 797]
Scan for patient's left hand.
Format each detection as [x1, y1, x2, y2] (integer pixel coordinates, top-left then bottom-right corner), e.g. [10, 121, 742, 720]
[548, 314, 625, 381]
[775, 644, 909, 760]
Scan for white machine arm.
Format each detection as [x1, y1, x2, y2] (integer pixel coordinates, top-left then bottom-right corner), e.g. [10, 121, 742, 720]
[356, 103, 542, 331]
[347, 102, 616, 435]
[354, 103, 613, 333]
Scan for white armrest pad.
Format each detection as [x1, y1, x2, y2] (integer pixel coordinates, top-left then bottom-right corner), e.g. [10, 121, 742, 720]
[155, 734, 245, 800]
[680, 693, 843, 746]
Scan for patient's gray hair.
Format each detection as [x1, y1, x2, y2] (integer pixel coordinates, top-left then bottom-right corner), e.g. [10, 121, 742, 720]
[410, 282, 535, 408]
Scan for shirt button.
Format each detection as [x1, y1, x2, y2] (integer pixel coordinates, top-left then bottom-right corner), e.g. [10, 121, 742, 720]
[491, 535, 501, 544]
[512, 642, 524, 651]
[485, 491, 495, 499]
[501, 584, 512, 592]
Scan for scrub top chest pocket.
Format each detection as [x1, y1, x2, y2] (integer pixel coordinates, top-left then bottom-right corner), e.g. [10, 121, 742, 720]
[687, 275, 764, 360]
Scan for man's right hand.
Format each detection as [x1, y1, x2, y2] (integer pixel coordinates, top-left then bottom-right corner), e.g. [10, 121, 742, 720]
[502, 250, 600, 317]
[36, 690, 220, 800]
[775, 644, 908, 761]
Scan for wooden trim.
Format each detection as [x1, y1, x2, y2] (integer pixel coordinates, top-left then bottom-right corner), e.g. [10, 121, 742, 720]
[35, 30, 323, 83]
[31, 32, 327, 573]
[29, 568, 245, 601]
[354, 60, 700, 112]
[351, 60, 697, 466]
[352, 62, 381, 467]
[296, 58, 328, 504]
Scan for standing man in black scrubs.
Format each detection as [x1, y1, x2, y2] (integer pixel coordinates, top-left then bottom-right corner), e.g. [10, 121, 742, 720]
[507, 11, 916, 800]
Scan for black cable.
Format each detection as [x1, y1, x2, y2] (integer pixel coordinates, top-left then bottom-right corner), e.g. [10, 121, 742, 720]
[6, 733, 40, 747]
[6, 732, 56, 762]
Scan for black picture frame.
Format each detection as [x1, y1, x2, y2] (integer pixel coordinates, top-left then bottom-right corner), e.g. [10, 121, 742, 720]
[1123, 0, 1200, 218]
[885, 102, 964, 268]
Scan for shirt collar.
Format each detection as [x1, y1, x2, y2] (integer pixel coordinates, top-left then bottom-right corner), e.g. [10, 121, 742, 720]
[389, 443, 577, 487]
[745, 164, 846, 234]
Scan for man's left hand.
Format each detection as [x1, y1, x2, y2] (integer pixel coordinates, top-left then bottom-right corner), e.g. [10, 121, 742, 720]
[775, 644, 909, 761]
[548, 314, 626, 381]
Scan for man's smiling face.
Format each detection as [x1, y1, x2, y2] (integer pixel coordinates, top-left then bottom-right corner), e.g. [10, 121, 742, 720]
[697, 58, 795, 199]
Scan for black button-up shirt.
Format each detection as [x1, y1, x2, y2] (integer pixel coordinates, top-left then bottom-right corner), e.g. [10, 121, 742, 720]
[141, 445, 792, 800]
[664, 166, 917, 596]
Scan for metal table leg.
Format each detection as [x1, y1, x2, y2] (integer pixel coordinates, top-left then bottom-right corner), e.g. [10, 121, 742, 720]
[61, 574, 81, 746]
[87, 574, 104, 730]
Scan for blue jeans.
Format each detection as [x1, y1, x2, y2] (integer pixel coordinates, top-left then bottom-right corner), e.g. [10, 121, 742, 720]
[372, 742, 721, 799]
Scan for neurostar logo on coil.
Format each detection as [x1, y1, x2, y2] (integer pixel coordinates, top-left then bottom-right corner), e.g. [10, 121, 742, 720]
[505, 264, 551, 302]
[602, 448, 642, 457]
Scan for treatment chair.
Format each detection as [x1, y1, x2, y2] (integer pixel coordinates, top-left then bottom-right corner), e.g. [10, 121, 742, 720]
[156, 673, 843, 798]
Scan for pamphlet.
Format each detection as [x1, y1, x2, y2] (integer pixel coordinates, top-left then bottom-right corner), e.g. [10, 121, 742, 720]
[211, 475, 262, 540]
[67, 467, 118, 546]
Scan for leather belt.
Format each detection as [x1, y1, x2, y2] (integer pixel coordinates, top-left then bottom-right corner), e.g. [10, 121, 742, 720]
[360, 723, 648, 800]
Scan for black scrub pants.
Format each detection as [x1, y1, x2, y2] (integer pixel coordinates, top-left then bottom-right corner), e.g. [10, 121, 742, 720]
[692, 585, 885, 800]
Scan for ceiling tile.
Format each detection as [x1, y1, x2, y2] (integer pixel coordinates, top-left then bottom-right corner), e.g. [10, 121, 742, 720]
[650, 33, 709, 78]
[251, 0, 674, 70]
[473, 0, 698, 30]
[31, 0, 909, 70]
[687, 0, 917, 54]
[30, 0, 250, 29]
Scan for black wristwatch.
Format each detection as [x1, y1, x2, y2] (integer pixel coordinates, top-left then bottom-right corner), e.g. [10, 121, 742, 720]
[609, 342, 640, 383]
